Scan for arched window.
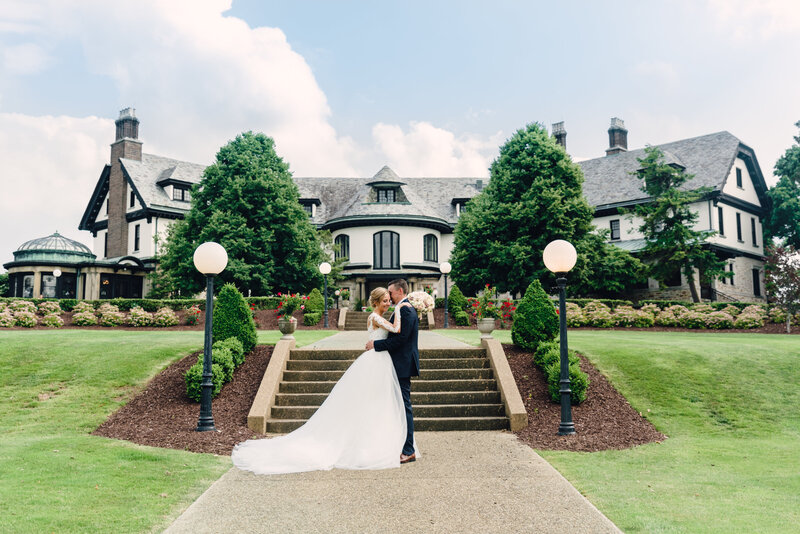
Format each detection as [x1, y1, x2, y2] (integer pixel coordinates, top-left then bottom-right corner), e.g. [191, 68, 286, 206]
[373, 231, 399, 269]
[423, 234, 438, 262]
[334, 234, 350, 261]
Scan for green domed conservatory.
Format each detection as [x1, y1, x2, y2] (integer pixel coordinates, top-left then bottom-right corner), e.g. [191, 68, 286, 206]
[3, 232, 150, 299]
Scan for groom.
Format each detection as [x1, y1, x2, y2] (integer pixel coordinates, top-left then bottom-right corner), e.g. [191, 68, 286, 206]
[365, 278, 420, 463]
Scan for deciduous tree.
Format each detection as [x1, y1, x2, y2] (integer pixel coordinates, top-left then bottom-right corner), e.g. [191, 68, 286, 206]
[765, 120, 800, 248]
[765, 244, 800, 333]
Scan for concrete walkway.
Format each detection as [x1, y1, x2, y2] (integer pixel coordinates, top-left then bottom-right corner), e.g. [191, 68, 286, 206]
[164, 332, 622, 534]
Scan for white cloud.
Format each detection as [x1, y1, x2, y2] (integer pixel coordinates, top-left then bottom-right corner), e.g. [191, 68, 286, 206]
[707, 0, 800, 40]
[0, 113, 111, 264]
[372, 121, 497, 177]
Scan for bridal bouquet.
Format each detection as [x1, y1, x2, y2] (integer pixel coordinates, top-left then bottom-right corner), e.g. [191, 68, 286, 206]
[407, 291, 435, 314]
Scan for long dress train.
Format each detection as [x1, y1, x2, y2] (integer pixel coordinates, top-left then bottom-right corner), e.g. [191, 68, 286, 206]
[231, 313, 415, 474]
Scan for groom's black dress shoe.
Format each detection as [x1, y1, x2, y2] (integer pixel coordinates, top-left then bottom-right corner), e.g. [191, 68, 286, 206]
[400, 453, 416, 464]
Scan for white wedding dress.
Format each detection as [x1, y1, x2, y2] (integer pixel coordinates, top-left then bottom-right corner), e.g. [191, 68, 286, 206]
[232, 312, 417, 475]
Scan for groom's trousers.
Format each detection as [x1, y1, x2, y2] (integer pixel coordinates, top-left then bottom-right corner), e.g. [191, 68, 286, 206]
[398, 377, 415, 455]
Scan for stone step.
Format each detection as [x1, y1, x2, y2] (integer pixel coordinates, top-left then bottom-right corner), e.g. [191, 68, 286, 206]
[282, 368, 494, 382]
[285, 357, 490, 371]
[289, 348, 486, 360]
[266, 416, 508, 433]
[271, 403, 506, 420]
[273, 390, 503, 407]
[279, 379, 498, 394]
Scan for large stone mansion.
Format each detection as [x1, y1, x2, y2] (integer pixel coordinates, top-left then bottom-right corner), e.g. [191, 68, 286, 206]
[4, 110, 768, 303]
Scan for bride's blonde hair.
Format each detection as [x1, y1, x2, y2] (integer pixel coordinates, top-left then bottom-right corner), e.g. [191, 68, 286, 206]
[370, 287, 388, 308]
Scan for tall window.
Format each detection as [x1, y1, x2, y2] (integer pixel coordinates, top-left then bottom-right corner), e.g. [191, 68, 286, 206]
[104, 232, 108, 258]
[334, 234, 350, 260]
[751, 217, 758, 246]
[377, 188, 396, 203]
[373, 231, 399, 269]
[729, 263, 735, 285]
[610, 219, 621, 240]
[736, 168, 743, 188]
[130, 190, 136, 208]
[134, 224, 140, 251]
[301, 203, 313, 216]
[423, 234, 438, 262]
[752, 269, 761, 297]
[717, 206, 725, 236]
[736, 213, 742, 241]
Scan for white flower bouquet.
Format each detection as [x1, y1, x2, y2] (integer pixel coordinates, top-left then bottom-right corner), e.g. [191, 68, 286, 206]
[407, 291, 435, 314]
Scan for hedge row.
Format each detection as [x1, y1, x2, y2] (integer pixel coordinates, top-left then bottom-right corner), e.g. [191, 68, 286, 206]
[0, 301, 186, 328]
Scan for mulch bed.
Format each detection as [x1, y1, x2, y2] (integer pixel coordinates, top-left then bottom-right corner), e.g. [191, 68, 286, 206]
[504, 344, 666, 451]
[93, 334, 667, 455]
[93, 346, 274, 455]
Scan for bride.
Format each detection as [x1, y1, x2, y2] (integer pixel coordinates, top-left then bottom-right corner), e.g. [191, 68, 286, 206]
[232, 287, 416, 475]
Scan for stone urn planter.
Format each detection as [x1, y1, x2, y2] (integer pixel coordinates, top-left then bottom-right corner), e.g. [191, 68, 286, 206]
[477, 317, 496, 338]
[278, 316, 297, 339]
[341, 300, 350, 310]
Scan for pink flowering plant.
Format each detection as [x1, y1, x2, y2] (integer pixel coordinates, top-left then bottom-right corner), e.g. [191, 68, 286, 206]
[14, 310, 38, 328]
[128, 306, 153, 327]
[276, 293, 305, 319]
[186, 304, 202, 325]
[41, 314, 64, 328]
[469, 285, 500, 320]
[153, 307, 179, 327]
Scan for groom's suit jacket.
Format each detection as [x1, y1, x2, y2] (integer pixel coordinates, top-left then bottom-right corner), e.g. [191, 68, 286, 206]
[373, 298, 420, 378]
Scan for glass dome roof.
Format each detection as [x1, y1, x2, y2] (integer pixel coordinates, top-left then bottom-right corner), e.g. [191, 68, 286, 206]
[14, 232, 95, 263]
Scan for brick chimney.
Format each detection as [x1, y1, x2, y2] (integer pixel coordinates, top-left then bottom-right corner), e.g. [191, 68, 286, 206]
[106, 108, 143, 258]
[552, 121, 567, 150]
[606, 117, 628, 156]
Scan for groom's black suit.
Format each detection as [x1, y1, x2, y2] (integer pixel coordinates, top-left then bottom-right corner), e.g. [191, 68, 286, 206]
[374, 299, 419, 456]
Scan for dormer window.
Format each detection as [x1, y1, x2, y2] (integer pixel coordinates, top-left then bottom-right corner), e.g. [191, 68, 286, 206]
[173, 186, 191, 202]
[299, 198, 320, 217]
[377, 188, 397, 203]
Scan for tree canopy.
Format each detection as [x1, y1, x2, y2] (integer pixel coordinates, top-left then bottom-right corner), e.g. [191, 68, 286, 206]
[629, 146, 728, 302]
[151, 132, 325, 296]
[449, 122, 642, 297]
[764, 120, 800, 249]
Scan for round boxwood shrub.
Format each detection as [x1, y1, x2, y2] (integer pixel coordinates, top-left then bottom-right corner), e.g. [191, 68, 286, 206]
[545, 357, 589, 404]
[305, 288, 324, 314]
[213, 283, 257, 353]
[203, 346, 235, 383]
[446, 284, 468, 313]
[214, 337, 245, 367]
[454, 310, 470, 326]
[512, 280, 559, 351]
[303, 312, 322, 326]
[184, 361, 225, 402]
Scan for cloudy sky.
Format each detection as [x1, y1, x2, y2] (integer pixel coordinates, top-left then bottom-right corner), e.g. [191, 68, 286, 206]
[2, 0, 799, 268]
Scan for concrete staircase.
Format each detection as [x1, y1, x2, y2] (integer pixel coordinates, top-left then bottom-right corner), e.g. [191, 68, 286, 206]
[267, 346, 509, 433]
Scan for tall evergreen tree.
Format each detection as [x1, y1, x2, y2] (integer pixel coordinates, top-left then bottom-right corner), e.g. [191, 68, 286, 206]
[151, 132, 324, 296]
[629, 146, 728, 302]
[764, 120, 800, 248]
[450, 123, 642, 296]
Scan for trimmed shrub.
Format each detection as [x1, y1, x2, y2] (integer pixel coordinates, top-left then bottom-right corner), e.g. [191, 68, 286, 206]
[202, 346, 235, 383]
[59, 299, 78, 312]
[184, 361, 225, 402]
[678, 311, 707, 329]
[454, 310, 470, 326]
[72, 311, 98, 326]
[303, 312, 322, 326]
[690, 303, 714, 314]
[97, 303, 120, 314]
[535, 341, 588, 404]
[545, 358, 589, 404]
[37, 301, 62, 315]
[583, 301, 615, 328]
[734, 313, 764, 329]
[640, 303, 660, 315]
[9, 300, 36, 314]
[14, 311, 38, 328]
[214, 337, 245, 367]
[305, 288, 324, 314]
[566, 298, 633, 309]
[447, 285, 468, 313]
[41, 314, 64, 328]
[654, 310, 679, 327]
[512, 280, 559, 352]
[128, 306, 153, 327]
[246, 296, 282, 310]
[740, 305, 767, 318]
[0, 311, 15, 327]
[705, 311, 734, 329]
[768, 307, 786, 324]
[153, 307, 179, 327]
[213, 284, 257, 353]
[98, 310, 125, 327]
[72, 301, 96, 314]
[720, 304, 741, 317]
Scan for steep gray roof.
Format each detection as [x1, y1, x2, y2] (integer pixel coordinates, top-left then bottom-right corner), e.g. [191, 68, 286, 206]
[579, 131, 742, 209]
[120, 154, 205, 213]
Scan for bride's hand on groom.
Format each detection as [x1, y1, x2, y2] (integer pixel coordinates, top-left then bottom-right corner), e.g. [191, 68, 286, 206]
[365, 340, 374, 350]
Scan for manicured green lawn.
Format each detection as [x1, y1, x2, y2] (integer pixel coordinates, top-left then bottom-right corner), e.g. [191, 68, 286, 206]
[437, 329, 800, 533]
[0, 329, 333, 533]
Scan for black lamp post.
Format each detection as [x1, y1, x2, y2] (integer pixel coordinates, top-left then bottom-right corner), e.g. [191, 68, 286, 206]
[193, 242, 228, 432]
[440, 262, 452, 328]
[543, 239, 577, 436]
[319, 262, 331, 328]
